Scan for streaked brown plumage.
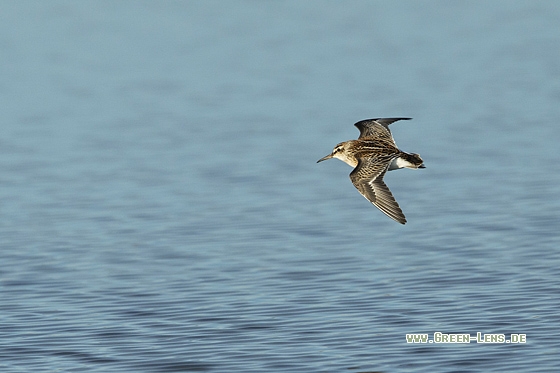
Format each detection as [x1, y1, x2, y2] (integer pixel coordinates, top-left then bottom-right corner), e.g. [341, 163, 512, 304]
[317, 118, 425, 224]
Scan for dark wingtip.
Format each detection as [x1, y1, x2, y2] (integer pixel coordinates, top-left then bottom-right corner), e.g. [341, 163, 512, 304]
[396, 217, 407, 224]
[373, 117, 412, 121]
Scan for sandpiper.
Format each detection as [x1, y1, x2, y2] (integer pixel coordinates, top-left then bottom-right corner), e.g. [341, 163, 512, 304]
[317, 118, 424, 224]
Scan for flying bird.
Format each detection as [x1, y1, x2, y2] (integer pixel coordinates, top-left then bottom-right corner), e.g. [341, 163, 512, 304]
[317, 118, 425, 224]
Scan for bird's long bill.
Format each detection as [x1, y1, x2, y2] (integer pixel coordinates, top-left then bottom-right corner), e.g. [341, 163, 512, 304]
[317, 153, 333, 163]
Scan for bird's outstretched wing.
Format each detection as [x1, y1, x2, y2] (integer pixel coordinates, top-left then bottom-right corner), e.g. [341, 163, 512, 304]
[354, 118, 411, 142]
[349, 157, 407, 224]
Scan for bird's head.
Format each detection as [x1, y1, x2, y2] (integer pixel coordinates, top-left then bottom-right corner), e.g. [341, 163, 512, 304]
[317, 142, 347, 163]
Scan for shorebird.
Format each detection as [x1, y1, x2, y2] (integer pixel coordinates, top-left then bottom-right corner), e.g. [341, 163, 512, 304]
[317, 118, 424, 224]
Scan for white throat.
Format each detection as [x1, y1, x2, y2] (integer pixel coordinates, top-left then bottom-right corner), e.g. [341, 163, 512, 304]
[333, 152, 358, 168]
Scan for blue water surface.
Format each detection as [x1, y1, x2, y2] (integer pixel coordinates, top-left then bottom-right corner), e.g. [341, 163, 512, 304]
[1, 1, 559, 372]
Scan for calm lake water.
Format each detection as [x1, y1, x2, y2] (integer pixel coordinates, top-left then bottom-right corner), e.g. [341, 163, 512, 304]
[1, 1, 559, 372]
